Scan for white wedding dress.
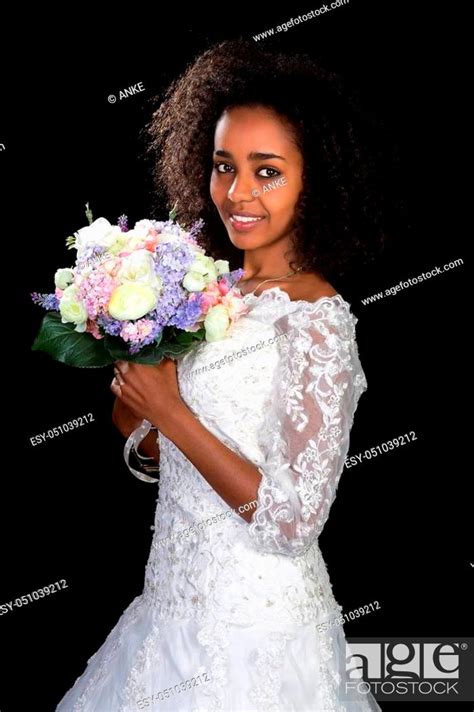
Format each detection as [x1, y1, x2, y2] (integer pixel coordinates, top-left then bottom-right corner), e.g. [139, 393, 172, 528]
[57, 287, 381, 712]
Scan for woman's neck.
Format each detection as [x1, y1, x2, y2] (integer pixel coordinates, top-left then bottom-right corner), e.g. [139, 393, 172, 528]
[241, 245, 298, 281]
[237, 268, 337, 302]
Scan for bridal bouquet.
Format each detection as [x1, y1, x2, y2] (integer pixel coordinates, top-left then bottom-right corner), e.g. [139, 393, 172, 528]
[31, 206, 247, 367]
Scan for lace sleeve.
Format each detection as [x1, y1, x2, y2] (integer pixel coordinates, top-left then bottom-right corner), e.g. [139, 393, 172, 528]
[247, 297, 367, 556]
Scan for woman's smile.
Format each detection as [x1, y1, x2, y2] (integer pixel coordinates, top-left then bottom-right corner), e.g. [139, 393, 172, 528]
[228, 211, 267, 232]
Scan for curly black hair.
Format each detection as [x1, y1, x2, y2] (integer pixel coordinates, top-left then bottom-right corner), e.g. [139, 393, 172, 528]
[147, 38, 391, 281]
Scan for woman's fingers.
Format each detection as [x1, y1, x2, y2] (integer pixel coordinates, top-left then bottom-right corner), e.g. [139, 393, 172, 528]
[114, 367, 125, 385]
[110, 376, 123, 396]
[115, 360, 130, 375]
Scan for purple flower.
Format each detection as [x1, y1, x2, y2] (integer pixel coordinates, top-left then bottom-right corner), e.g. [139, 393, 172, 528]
[118, 214, 129, 232]
[96, 315, 123, 336]
[31, 292, 60, 311]
[169, 293, 205, 329]
[219, 268, 245, 289]
[155, 242, 195, 281]
[151, 219, 184, 237]
[132, 319, 164, 350]
[188, 218, 205, 243]
[76, 244, 108, 270]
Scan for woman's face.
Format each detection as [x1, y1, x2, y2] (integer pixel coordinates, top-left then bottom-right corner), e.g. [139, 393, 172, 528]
[210, 106, 303, 252]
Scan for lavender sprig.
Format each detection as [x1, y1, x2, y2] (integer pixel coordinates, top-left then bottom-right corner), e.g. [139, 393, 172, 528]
[31, 292, 60, 311]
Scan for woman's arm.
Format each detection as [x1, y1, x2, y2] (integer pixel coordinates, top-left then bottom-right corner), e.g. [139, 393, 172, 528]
[111, 359, 259, 522]
[157, 401, 260, 523]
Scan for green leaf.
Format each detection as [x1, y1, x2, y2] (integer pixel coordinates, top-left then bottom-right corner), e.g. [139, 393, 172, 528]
[32, 312, 113, 368]
[168, 201, 179, 221]
[102, 333, 161, 364]
[124, 345, 167, 365]
[173, 328, 206, 345]
[103, 333, 202, 365]
[155, 338, 203, 359]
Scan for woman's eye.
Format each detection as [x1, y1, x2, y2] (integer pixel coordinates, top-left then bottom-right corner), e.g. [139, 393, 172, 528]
[214, 162, 234, 174]
[258, 167, 280, 179]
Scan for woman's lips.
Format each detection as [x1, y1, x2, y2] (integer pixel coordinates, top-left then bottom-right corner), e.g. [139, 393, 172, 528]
[228, 213, 266, 232]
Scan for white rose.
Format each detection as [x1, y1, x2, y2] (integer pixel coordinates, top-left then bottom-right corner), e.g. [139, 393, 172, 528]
[125, 233, 147, 251]
[214, 259, 230, 276]
[121, 224, 154, 252]
[204, 304, 231, 342]
[182, 271, 206, 292]
[117, 250, 162, 294]
[54, 268, 75, 290]
[108, 283, 158, 320]
[187, 254, 218, 283]
[74, 218, 123, 258]
[59, 286, 88, 331]
[133, 219, 155, 233]
[107, 233, 129, 255]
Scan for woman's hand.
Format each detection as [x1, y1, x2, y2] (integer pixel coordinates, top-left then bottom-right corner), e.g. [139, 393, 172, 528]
[110, 358, 185, 431]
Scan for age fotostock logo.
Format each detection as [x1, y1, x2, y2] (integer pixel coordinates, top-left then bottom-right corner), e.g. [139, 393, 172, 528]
[343, 638, 474, 702]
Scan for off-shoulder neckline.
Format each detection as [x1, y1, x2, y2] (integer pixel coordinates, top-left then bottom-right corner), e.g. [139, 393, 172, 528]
[240, 285, 350, 310]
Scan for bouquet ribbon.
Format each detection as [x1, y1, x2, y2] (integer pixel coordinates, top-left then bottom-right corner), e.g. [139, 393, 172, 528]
[124, 419, 160, 483]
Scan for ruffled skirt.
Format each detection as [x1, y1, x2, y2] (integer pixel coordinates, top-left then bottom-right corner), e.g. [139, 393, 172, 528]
[56, 594, 381, 711]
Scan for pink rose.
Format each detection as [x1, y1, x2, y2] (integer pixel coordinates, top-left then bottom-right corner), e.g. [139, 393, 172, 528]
[218, 279, 230, 296]
[144, 236, 159, 252]
[200, 282, 221, 313]
[221, 289, 249, 322]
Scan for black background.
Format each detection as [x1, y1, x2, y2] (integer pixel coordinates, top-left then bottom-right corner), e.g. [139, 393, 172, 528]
[1, 2, 471, 710]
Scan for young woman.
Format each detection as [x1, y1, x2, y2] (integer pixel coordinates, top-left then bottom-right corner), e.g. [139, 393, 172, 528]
[57, 39, 385, 711]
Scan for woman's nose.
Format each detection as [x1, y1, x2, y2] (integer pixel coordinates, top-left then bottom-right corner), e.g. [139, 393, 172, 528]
[227, 175, 256, 202]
